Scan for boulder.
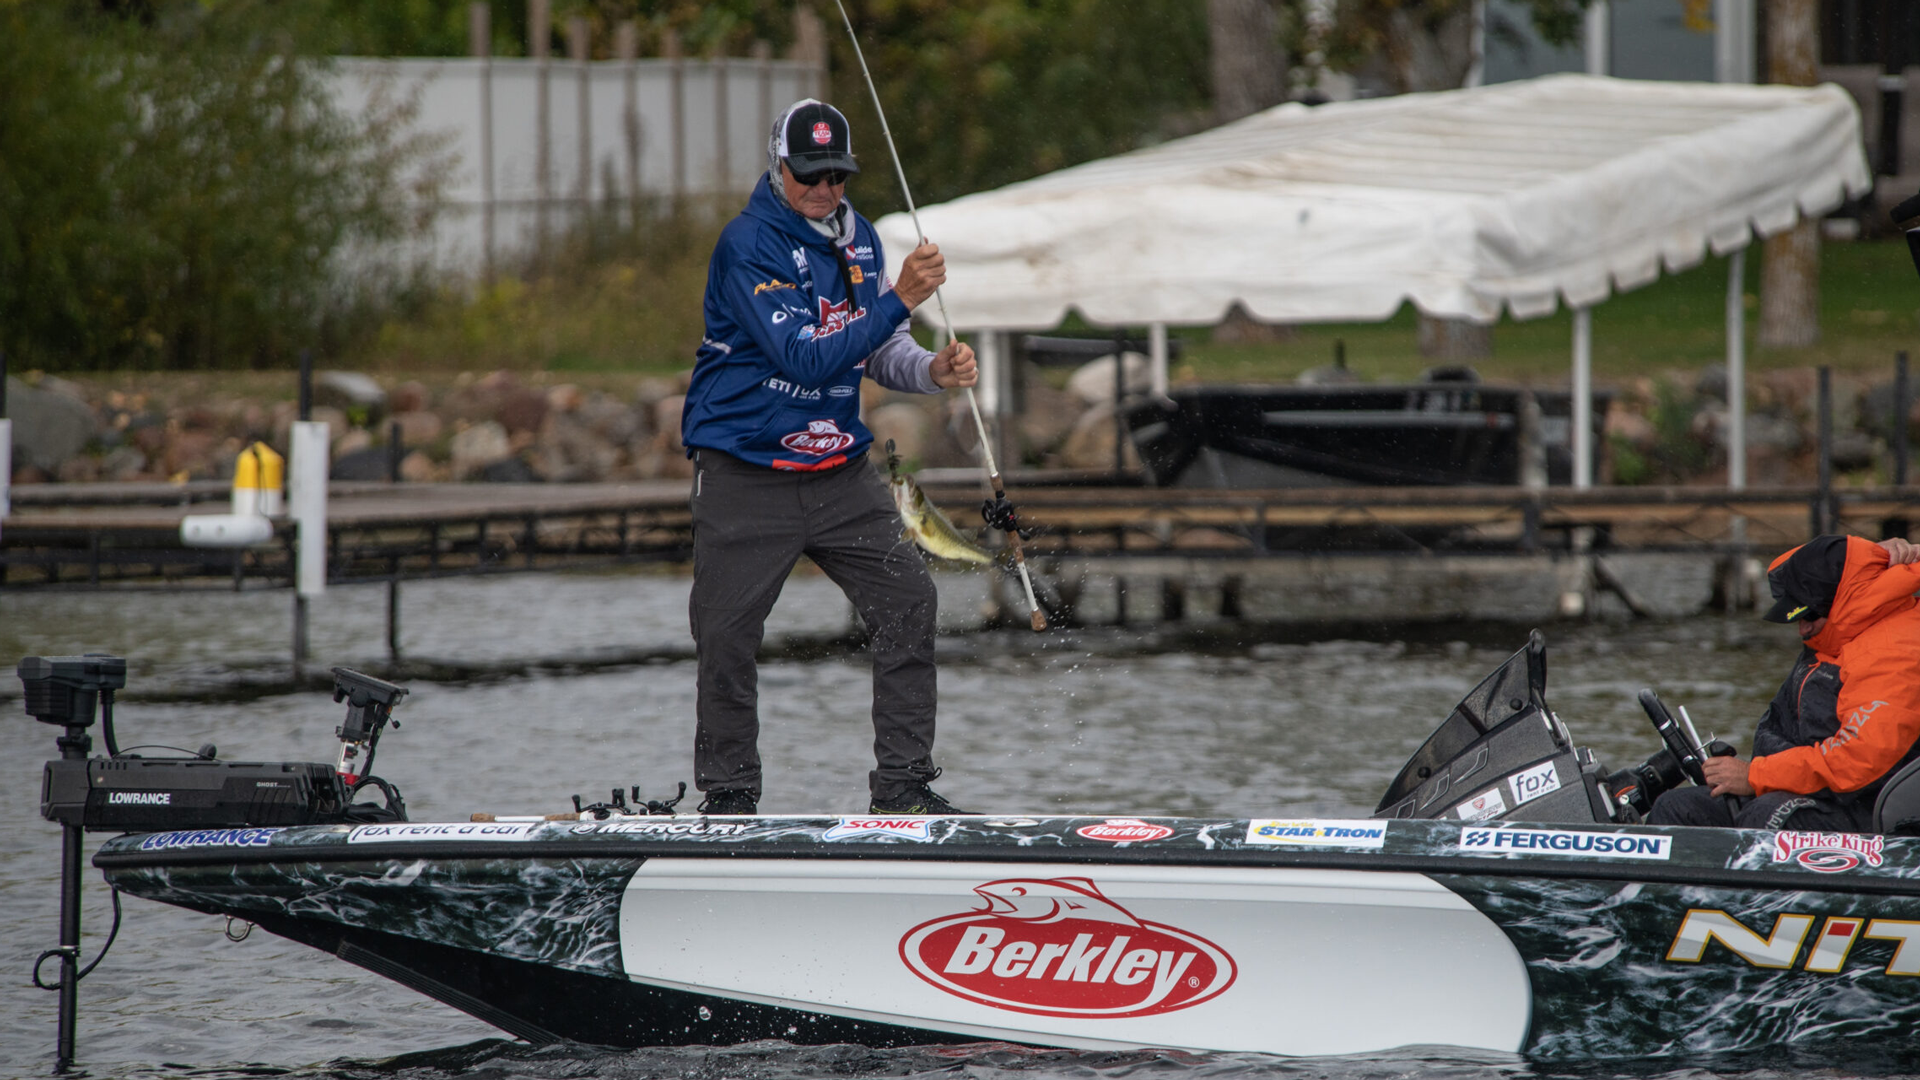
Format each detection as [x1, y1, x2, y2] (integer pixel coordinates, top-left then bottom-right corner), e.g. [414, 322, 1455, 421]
[332, 427, 374, 460]
[450, 420, 512, 480]
[532, 411, 619, 482]
[100, 447, 149, 481]
[390, 380, 432, 414]
[314, 371, 388, 427]
[6, 375, 98, 472]
[1066, 353, 1150, 406]
[1018, 382, 1080, 455]
[392, 410, 444, 447]
[1056, 404, 1139, 470]
[397, 450, 438, 483]
[868, 402, 932, 464]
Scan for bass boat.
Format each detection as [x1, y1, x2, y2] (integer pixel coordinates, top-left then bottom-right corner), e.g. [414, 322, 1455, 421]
[27, 635, 1920, 1063]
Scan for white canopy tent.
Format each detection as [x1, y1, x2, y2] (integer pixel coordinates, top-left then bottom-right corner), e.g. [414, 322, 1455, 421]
[876, 74, 1871, 489]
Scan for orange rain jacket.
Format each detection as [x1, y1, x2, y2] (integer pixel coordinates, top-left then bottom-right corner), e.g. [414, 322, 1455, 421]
[1749, 537, 1920, 796]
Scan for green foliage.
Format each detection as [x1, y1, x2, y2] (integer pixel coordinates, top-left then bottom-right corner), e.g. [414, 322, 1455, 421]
[828, 1, 1212, 215]
[0, 2, 444, 370]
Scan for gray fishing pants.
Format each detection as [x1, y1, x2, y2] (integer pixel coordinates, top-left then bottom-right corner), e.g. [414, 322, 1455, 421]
[689, 449, 939, 801]
[1646, 786, 1870, 831]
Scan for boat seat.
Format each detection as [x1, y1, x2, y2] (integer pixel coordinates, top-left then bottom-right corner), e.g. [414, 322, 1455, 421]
[1872, 756, 1920, 835]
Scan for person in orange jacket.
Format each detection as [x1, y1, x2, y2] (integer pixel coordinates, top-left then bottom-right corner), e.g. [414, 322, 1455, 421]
[1648, 534, 1920, 831]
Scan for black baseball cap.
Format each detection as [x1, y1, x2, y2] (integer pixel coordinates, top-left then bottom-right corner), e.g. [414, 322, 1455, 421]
[775, 100, 859, 176]
[1763, 534, 1849, 624]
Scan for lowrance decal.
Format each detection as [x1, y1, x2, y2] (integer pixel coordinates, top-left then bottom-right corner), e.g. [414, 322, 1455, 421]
[1506, 760, 1561, 806]
[109, 791, 171, 806]
[1076, 819, 1174, 843]
[1460, 827, 1673, 860]
[900, 877, 1235, 1018]
[1454, 788, 1507, 822]
[823, 817, 931, 842]
[138, 827, 280, 851]
[347, 822, 539, 844]
[1243, 819, 1387, 848]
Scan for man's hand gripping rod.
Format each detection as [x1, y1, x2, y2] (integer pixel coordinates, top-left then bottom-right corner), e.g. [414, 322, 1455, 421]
[832, 0, 1046, 632]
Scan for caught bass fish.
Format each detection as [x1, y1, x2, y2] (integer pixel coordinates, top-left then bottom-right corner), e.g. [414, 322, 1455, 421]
[887, 461, 994, 566]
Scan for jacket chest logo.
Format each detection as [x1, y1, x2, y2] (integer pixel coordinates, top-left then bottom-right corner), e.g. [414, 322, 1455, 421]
[779, 419, 855, 456]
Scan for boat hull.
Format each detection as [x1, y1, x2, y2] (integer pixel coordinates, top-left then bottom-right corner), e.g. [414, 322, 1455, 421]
[97, 816, 1920, 1058]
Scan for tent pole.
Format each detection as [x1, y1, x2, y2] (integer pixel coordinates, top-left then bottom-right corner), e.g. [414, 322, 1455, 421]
[1573, 306, 1593, 489]
[1727, 248, 1747, 491]
[1584, 1, 1610, 77]
[1149, 323, 1169, 399]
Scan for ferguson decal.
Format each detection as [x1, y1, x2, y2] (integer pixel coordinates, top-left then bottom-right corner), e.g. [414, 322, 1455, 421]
[899, 877, 1235, 1018]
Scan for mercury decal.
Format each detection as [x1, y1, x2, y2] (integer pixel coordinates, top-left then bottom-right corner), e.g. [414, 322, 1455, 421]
[899, 877, 1235, 1018]
[1075, 819, 1173, 843]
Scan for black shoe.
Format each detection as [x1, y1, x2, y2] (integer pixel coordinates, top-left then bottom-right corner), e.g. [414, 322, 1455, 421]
[698, 790, 758, 815]
[870, 782, 974, 816]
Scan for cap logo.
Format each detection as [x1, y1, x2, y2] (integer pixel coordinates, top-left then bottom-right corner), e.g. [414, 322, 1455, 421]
[1787, 605, 1809, 621]
[812, 121, 833, 145]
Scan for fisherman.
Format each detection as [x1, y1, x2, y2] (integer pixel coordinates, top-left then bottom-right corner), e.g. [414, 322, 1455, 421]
[680, 99, 978, 817]
[1648, 535, 1920, 831]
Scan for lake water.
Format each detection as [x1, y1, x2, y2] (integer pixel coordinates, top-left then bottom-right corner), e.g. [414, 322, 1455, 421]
[0, 570, 1886, 1079]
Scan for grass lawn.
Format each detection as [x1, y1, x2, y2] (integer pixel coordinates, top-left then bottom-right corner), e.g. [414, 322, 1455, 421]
[1171, 236, 1920, 388]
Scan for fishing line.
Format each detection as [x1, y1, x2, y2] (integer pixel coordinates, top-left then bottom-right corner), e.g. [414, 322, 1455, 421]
[830, 0, 1047, 632]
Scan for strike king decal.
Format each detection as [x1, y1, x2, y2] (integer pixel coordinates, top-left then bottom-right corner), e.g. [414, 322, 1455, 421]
[779, 419, 856, 457]
[138, 827, 280, 851]
[1243, 819, 1387, 848]
[1459, 827, 1673, 860]
[824, 817, 931, 842]
[900, 877, 1235, 1018]
[1076, 819, 1174, 843]
[796, 296, 866, 341]
[1668, 908, 1920, 975]
[1771, 830, 1885, 873]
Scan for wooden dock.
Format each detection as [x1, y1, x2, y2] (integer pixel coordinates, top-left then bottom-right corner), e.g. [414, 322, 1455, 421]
[3, 476, 1913, 590]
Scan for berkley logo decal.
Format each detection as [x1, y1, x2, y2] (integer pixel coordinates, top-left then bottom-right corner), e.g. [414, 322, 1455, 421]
[899, 877, 1235, 1018]
[1076, 818, 1173, 843]
[798, 295, 866, 341]
[1772, 830, 1885, 873]
[824, 816, 931, 842]
[779, 419, 855, 457]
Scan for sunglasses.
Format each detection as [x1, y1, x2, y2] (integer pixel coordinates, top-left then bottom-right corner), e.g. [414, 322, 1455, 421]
[790, 167, 851, 187]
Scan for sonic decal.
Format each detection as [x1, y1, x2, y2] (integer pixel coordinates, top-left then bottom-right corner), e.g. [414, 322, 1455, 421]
[1667, 908, 1920, 975]
[899, 877, 1235, 1018]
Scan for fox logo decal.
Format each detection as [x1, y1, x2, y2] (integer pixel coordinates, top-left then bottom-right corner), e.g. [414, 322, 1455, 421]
[899, 877, 1235, 1018]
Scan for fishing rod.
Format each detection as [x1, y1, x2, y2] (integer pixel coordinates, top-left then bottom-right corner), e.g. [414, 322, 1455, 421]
[830, 0, 1047, 633]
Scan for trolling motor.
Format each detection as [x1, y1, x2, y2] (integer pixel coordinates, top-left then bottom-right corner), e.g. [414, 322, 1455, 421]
[23, 656, 415, 1071]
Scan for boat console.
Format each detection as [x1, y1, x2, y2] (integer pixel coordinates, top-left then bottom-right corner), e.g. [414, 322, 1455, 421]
[1376, 629, 1734, 826]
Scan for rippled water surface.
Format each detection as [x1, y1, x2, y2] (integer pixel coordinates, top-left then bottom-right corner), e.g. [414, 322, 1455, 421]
[0, 571, 1899, 1079]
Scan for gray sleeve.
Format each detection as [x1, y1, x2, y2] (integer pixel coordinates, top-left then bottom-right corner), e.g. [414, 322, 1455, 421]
[864, 321, 940, 395]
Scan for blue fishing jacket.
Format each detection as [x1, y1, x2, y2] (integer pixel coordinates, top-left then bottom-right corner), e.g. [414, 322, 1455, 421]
[682, 182, 912, 471]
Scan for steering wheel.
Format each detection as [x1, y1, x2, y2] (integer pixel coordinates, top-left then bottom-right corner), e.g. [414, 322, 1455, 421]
[1638, 688, 1706, 785]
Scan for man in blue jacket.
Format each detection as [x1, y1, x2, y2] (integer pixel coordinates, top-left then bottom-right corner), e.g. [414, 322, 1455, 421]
[683, 99, 977, 817]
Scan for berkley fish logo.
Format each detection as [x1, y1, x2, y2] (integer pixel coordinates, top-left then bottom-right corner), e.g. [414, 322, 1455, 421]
[899, 877, 1235, 1018]
[1075, 818, 1173, 843]
[798, 295, 866, 341]
[779, 419, 855, 456]
[1773, 830, 1885, 873]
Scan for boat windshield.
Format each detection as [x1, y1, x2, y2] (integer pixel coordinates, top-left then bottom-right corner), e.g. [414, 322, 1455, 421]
[1375, 630, 1548, 812]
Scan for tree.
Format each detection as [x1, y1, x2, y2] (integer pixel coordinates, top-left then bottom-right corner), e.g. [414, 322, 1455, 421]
[1757, 0, 1821, 349]
[1211, 0, 1287, 123]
